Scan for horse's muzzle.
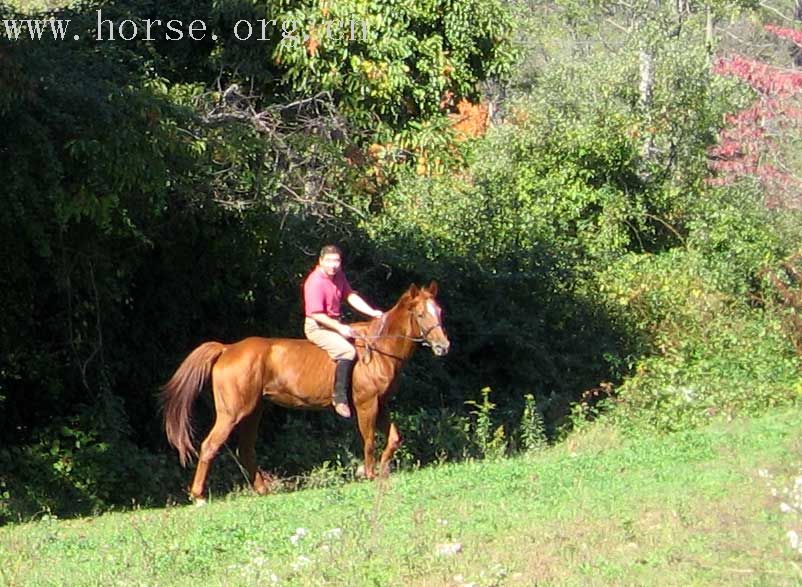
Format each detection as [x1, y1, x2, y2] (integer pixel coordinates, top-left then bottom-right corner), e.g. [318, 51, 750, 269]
[432, 342, 450, 356]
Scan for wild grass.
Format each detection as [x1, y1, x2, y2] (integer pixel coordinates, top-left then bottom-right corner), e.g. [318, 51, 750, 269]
[2, 408, 801, 586]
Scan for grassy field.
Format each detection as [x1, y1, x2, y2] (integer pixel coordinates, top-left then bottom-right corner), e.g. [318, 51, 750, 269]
[2, 408, 802, 586]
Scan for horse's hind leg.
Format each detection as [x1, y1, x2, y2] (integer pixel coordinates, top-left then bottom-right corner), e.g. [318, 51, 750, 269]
[189, 411, 238, 502]
[377, 408, 402, 478]
[237, 403, 269, 495]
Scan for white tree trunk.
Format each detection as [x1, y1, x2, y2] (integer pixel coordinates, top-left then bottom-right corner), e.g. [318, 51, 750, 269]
[639, 50, 655, 160]
[705, 5, 714, 55]
[795, 0, 802, 66]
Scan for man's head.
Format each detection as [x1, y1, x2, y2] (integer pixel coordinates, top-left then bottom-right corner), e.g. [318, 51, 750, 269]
[318, 244, 343, 277]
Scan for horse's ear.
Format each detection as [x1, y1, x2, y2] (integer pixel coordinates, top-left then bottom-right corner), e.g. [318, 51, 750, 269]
[407, 283, 419, 299]
[426, 281, 438, 296]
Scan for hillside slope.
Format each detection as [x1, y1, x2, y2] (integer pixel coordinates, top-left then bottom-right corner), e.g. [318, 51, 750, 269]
[2, 408, 801, 586]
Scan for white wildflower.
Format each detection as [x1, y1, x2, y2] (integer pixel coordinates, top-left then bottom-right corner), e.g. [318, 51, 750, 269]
[789, 530, 800, 550]
[435, 542, 462, 556]
[291, 555, 312, 571]
[758, 469, 770, 478]
[323, 527, 342, 540]
[290, 527, 308, 545]
[780, 502, 794, 514]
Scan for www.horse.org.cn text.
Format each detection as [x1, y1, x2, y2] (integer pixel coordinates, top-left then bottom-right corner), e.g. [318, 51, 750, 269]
[2, 10, 370, 43]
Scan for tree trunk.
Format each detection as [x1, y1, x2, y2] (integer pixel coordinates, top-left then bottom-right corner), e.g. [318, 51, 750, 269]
[795, 0, 802, 67]
[639, 50, 655, 161]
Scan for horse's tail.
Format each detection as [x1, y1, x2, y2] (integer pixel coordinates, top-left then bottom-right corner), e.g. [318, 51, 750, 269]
[160, 342, 225, 467]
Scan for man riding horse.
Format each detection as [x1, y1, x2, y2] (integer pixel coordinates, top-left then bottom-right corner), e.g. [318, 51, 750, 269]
[302, 245, 383, 419]
[161, 258, 449, 501]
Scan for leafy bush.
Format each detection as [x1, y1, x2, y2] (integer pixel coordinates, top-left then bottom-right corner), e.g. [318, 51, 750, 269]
[0, 406, 185, 523]
[602, 310, 801, 435]
[519, 393, 548, 453]
[592, 195, 802, 434]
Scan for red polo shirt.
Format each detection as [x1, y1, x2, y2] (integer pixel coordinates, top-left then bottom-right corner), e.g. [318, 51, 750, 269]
[303, 267, 353, 318]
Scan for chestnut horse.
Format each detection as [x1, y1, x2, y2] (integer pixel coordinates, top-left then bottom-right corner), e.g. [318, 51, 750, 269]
[161, 282, 449, 502]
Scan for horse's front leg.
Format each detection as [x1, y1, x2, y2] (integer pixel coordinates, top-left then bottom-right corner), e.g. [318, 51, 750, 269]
[354, 399, 378, 480]
[377, 408, 402, 478]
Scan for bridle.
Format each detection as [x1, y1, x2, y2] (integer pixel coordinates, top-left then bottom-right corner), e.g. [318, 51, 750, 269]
[413, 311, 445, 347]
[356, 302, 445, 347]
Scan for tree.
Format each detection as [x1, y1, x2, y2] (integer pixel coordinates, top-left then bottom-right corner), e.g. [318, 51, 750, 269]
[708, 25, 802, 209]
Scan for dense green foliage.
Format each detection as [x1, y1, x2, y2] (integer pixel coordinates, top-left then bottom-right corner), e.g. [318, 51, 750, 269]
[0, 0, 517, 520]
[2, 0, 802, 522]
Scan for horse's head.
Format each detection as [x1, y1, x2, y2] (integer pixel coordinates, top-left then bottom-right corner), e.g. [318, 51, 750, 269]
[405, 281, 450, 356]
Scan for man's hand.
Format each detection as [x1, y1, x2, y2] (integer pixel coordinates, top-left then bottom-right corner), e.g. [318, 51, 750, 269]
[347, 292, 384, 320]
[310, 313, 357, 338]
[338, 324, 356, 339]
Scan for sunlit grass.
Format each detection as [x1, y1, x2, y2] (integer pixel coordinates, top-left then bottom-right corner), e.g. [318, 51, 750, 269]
[2, 408, 802, 585]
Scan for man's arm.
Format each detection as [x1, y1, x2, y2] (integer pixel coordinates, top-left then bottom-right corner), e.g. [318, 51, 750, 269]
[309, 313, 355, 338]
[347, 292, 383, 319]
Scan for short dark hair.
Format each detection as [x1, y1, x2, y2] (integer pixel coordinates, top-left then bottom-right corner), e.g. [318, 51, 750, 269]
[319, 244, 342, 259]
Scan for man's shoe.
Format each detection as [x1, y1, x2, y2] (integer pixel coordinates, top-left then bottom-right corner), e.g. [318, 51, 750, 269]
[334, 402, 351, 419]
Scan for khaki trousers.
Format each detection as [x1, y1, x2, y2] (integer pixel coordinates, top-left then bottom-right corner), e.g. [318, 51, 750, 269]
[304, 317, 356, 361]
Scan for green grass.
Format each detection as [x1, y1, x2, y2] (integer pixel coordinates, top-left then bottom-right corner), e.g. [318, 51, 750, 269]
[2, 408, 802, 586]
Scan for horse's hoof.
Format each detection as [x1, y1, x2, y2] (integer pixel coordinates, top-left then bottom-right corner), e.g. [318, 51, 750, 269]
[255, 470, 275, 495]
[193, 497, 207, 507]
[355, 464, 376, 480]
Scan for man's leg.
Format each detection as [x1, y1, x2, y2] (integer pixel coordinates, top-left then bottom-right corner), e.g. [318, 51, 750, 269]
[332, 358, 355, 418]
[304, 318, 356, 418]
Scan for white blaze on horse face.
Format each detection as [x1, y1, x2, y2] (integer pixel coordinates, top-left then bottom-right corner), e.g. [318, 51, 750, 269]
[427, 300, 443, 323]
[427, 300, 437, 318]
[423, 297, 449, 356]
